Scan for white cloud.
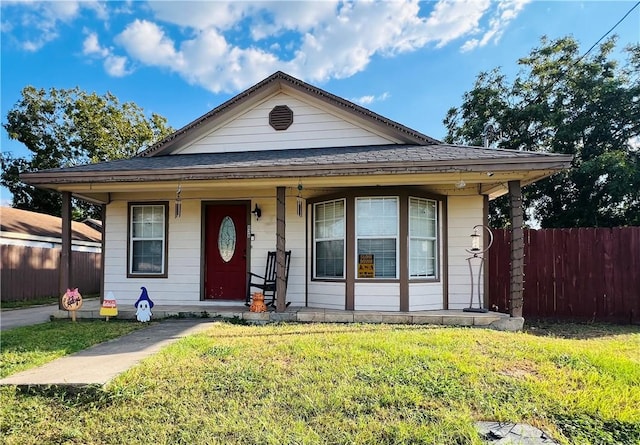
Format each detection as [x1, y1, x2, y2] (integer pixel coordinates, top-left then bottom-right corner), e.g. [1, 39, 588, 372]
[104, 54, 129, 77]
[351, 92, 391, 106]
[3, 0, 531, 91]
[1, 0, 104, 51]
[115, 19, 183, 68]
[83, 31, 131, 77]
[83, 32, 108, 57]
[461, 0, 531, 52]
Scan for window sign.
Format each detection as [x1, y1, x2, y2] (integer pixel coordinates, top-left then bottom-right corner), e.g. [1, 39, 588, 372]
[358, 254, 375, 278]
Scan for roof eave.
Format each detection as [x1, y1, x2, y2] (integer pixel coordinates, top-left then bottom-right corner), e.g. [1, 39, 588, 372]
[20, 155, 573, 187]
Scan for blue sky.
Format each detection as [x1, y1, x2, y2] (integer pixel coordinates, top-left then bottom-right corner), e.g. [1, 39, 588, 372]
[1, 1, 639, 205]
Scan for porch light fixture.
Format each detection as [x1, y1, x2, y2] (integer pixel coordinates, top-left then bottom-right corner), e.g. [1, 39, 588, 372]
[463, 225, 494, 313]
[251, 204, 262, 221]
[296, 182, 303, 217]
[175, 185, 182, 218]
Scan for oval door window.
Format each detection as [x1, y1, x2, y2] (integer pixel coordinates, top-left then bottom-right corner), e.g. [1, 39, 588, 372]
[218, 216, 236, 262]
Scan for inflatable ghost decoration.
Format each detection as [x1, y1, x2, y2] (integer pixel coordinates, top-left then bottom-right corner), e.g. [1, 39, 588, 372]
[134, 286, 154, 322]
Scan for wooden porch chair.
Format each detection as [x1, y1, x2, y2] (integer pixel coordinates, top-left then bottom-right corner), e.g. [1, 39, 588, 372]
[246, 250, 292, 307]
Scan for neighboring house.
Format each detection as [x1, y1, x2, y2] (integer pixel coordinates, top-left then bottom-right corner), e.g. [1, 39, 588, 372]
[1, 207, 102, 301]
[21, 72, 572, 313]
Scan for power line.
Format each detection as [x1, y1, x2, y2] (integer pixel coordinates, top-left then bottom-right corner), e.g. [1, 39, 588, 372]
[576, 1, 640, 64]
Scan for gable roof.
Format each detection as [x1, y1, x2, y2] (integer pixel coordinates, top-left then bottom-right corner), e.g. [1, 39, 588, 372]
[139, 71, 441, 157]
[0, 207, 101, 242]
[19, 71, 573, 200]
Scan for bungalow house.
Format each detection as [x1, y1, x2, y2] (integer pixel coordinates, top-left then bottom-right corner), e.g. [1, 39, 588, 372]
[20, 72, 572, 315]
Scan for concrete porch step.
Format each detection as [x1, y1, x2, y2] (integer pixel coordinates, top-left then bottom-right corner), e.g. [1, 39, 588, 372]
[51, 301, 523, 331]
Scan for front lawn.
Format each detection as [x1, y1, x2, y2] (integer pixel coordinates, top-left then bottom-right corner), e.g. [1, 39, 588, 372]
[0, 319, 144, 378]
[1, 321, 638, 444]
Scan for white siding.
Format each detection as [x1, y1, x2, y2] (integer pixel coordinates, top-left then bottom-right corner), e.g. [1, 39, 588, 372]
[307, 282, 346, 310]
[354, 282, 400, 311]
[446, 195, 484, 309]
[104, 193, 306, 307]
[409, 282, 443, 311]
[175, 93, 396, 154]
[248, 196, 306, 306]
[103, 200, 203, 306]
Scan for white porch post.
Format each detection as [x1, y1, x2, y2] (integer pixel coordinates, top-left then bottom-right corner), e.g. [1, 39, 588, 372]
[275, 186, 287, 312]
[59, 192, 72, 309]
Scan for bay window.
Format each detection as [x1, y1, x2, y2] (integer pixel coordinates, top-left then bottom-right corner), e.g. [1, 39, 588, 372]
[312, 192, 440, 283]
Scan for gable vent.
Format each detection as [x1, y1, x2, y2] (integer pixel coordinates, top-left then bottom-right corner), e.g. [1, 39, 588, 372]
[269, 105, 293, 130]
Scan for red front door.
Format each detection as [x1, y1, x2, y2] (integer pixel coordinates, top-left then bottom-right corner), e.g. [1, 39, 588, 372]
[205, 203, 248, 300]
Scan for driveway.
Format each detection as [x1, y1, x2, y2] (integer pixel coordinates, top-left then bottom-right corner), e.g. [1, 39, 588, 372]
[0, 304, 59, 330]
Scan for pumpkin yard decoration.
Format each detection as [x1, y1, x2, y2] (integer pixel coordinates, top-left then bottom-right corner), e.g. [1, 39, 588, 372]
[249, 292, 267, 313]
[61, 288, 83, 322]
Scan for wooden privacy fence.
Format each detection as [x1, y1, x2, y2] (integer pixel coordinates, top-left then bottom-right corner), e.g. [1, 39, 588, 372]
[1, 245, 101, 302]
[488, 227, 640, 323]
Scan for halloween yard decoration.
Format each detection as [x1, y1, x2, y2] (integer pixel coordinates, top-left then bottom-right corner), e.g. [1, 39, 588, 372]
[134, 287, 154, 322]
[61, 288, 83, 322]
[100, 291, 118, 320]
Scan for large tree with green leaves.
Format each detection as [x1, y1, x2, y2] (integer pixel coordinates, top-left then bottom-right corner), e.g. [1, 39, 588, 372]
[2, 86, 173, 218]
[444, 36, 640, 228]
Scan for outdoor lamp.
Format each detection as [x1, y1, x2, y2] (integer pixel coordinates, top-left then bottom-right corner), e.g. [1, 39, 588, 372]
[470, 227, 481, 252]
[251, 204, 262, 220]
[463, 225, 494, 313]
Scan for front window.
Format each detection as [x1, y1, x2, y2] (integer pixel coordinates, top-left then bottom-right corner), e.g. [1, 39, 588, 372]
[409, 197, 438, 278]
[129, 203, 167, 276]
[356, 197, 398, 279]
[314, 199, 345, 278]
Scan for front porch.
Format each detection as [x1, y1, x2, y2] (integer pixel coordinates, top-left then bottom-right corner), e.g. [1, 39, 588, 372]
[53, 299, 523, 331]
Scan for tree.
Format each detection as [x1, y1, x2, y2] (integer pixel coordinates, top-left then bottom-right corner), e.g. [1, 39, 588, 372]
[2, 86, 174, 218]
[444, 36, 640, 228]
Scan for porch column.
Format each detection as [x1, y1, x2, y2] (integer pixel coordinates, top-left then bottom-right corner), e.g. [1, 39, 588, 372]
[100, 204, 106, 302]
[275, 186, 287, 313]
[508, 180, 524, 318]
[59, 191, 72, 309]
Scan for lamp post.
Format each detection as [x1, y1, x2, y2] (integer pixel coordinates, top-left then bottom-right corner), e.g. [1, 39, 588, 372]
[463, 225, 494, 313]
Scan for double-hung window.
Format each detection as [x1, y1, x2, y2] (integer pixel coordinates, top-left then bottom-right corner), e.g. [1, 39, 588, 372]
[409, 197, 438, 278]
[128, 203, 168, 277]
[314, 199, 345, 278]
[356, 197, 398, 279]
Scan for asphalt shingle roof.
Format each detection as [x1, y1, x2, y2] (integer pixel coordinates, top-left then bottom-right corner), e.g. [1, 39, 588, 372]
[29, 144, 568, 175]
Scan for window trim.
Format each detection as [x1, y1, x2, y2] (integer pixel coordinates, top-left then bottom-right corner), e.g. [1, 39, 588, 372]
[127, 201, 169, 278]
[313, 198, 346, 280]
[355, 196, 400, 280]
[408, 196, 439, 280]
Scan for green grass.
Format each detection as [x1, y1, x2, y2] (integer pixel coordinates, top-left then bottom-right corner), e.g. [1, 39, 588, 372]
[0, 319, 144, 378]
[1, 321, 638, 445]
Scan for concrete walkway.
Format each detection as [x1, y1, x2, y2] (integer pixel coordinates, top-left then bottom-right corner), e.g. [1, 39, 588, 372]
[0, 303, 60, 330]
[0, 319, 215, 387]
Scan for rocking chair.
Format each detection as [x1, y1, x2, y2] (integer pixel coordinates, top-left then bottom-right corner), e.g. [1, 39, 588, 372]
[246, 250, 292, 307]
